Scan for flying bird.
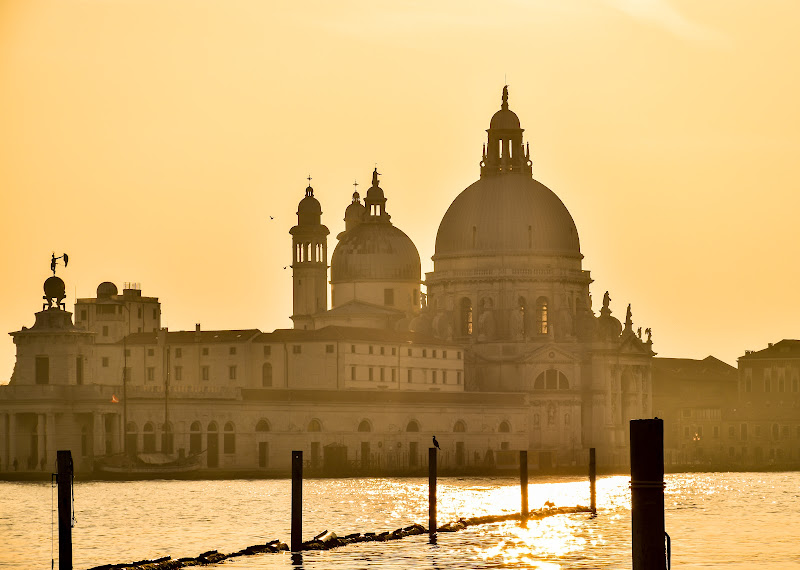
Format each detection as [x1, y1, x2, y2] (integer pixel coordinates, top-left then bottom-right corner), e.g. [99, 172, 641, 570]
[432, 436, 440, 450]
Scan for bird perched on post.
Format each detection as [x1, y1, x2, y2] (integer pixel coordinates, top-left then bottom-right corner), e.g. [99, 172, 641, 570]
[432, 436, 440, 450]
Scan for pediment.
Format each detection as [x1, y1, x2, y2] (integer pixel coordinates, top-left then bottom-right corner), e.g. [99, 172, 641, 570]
[522, 343, 580, 364]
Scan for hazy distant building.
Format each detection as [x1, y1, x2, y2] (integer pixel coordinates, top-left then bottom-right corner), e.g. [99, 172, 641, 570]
[651, 356, 738, 466]
[734, 340, 800, 466]
[0, 87, 656, 475]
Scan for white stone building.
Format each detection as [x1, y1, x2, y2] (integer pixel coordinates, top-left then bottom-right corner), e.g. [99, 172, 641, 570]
[0, 87, 652, 476]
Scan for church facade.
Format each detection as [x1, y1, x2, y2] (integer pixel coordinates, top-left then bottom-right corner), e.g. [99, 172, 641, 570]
[0, 88, 653, 476]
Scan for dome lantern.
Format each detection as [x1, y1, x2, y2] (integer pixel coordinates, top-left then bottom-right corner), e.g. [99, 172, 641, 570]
[364, 168, 390, 221]
[481, 86, 532, 178]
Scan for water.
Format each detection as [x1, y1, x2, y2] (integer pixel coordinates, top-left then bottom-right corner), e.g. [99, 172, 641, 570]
[1, 472, 799, 569]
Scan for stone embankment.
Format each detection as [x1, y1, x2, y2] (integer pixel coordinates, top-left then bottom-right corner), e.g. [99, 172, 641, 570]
[86, 506, 590, 569]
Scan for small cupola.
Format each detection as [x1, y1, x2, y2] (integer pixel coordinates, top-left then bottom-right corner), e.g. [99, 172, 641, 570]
[481, 86, 532, 177]
[364, 168, 390, 221]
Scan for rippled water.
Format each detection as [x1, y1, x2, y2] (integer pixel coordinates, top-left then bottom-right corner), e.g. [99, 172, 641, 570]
[1, 472, 798, 569]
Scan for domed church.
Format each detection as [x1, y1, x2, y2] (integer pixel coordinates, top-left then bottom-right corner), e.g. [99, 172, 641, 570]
[291, 86, 655, 466]
[0, 87, 653, 476]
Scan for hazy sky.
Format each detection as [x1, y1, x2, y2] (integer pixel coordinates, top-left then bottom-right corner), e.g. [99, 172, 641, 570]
[2, 0, 799, 381]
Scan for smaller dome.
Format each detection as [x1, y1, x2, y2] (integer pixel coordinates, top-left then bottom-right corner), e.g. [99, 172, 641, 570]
[366, 184, 385, 202]
[490, 108, 521, 130]
[97, 282, 118, 298]
[595, 314, 622, 340]
[297, 186, 322, 225]
[344, 192, 366, 232]
[44, 276, 66, 301]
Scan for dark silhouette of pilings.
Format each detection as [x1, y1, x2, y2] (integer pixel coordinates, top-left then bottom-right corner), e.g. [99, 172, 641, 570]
[428, 447, 437, 538]
[291, 450, 302, 552]
[57, 450, 73, 570]
[589, 447, 596, 516]
[519, 450, 528, 517]
[630, 419, 666, 570]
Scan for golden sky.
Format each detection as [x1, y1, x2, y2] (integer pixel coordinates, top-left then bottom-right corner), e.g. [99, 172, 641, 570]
[1, 0, 799, 380]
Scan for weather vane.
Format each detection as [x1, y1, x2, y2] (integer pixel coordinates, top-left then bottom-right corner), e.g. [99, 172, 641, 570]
[50, 252, 69, 275]
[307, 174, 312, 184]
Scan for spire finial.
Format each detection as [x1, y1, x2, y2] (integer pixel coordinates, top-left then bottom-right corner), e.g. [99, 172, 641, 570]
[501, 85, 509, 110]
[352, 180, 360, 201]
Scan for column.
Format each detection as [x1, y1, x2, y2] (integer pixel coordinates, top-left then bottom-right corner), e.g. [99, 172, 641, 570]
[0, 413, 7, 470]
[93, 412, 104, 457]
[8, 413, 16, 470]
[37, 414, 46, 469]
[46, 413, 56, 469]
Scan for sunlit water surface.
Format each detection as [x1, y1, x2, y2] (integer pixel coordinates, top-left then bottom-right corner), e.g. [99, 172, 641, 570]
[1, 472, 799, 569]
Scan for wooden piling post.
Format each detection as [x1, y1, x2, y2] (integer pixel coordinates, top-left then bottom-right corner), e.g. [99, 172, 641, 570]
[291, 450, 303, 552]
[520, 450, 528, 518]
[428, 447, 437, 536]
[56, 450, 73, 570]
[630, 419, 666, 570]
[589, 447, 596, 516]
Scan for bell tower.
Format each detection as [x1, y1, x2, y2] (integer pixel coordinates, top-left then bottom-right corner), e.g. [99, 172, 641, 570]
[289, 182, 330, 329]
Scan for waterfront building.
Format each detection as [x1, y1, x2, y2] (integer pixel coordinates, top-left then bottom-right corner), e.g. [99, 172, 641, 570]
[735, 340, 800, 466]
[651, 356, 738, 466]
[0, 87, 654, 476]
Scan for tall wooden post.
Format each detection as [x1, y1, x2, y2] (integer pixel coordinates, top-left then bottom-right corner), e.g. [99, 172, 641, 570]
[56, 450, 73, 570]
[519, 450, 528, 517]
[630, 419, 666, 570]
[589, 447, 597, 516]
[291, 450, 303, 552]
[428, 447, 437, 536]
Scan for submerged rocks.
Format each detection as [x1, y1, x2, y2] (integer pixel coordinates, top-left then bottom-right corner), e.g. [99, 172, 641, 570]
[91, 505, 593, 568]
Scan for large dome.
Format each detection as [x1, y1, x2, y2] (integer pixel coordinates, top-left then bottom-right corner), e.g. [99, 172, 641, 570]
[331, 222, 421, 282]
[434, 173, 581, 259]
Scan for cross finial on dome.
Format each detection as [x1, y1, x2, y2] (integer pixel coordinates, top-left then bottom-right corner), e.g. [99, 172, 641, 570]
[501, 85, 509, 110]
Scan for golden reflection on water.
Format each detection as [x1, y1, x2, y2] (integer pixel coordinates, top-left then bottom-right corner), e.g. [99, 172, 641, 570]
[440, 476, 632, 569]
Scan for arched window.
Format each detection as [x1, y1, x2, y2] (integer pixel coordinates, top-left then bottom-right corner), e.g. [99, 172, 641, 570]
[536, 296, 548, 334]
[255, 419, 270, 432]
[460, 298, 473, 336]
[499, 421, 510, 433]
[453, 420, 466, 433]
[534, 370, 569, 390]
[208, 421, 218, 432]
[358, 420, 372, 432]
[262, 363, 273, 387]
[189, 421, 202, 455]
[224, 422, 236, 454]
[143, 422, 156, 453]
[307, 419, 322, 432]
[406, 420, 420, 432]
